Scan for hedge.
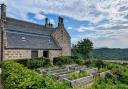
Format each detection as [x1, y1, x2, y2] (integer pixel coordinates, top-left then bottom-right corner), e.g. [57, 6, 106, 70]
[16, 57, 51, 69]
[2, 61, 70, 89]
[53, 56, 84, 65]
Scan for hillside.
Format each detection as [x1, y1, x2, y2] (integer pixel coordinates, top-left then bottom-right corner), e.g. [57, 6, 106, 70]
[93, 48, 128, 60]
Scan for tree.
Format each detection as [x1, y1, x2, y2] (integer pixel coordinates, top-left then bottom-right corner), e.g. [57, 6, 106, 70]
[72, 38, 93, 59]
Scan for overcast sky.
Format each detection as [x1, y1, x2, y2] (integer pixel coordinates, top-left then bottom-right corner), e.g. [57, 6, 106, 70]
[1, 0, 128, 48]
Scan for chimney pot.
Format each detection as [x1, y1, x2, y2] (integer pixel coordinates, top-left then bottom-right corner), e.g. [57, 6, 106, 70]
[1, 3, 6, 21]
[58, 16, 64, 28]
[45, 18, 48, 27]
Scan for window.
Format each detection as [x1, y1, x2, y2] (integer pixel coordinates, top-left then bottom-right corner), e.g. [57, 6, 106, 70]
[31, 50, 38, 58]
[43, 51, 49, 58]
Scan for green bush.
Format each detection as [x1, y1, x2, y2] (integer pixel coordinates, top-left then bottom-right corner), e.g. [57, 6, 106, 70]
[99, 67, 108, 73]
[89, 76, 128, 89]
[2, 61, 45, 89]
[53, 56, 84, 65]
[88, 63, 128, 89]
[1, 61, 70, 89]
[16, 57, 51, 69]
[94, 60, 107, 68]
[15, 59, 28, 66]
[27, 59, 44, 69]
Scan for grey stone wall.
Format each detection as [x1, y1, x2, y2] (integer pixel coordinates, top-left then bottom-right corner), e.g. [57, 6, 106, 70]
[4, 49, 31, 60]
[4, 49, 62, 60]
[99, 70, 111, 77]
[49, 50, 62, 59]
[52, 28, 71, 56]
[0, 27, 2, 61]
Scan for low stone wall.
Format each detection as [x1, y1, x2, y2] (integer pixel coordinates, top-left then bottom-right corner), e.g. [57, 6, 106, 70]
[53, 73, 69, 80]
[86, 68, 98, 75]
[99, 70, 111, 77]
[64, 75, 94, 87]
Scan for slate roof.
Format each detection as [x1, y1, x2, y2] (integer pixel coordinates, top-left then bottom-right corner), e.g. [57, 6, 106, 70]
[5, 17, 61, 50]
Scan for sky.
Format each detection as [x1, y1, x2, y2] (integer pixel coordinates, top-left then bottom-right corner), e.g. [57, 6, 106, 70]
[0, 0, 128, 48]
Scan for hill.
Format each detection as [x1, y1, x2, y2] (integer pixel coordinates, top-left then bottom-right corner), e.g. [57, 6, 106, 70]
[93, 48, 128, 60]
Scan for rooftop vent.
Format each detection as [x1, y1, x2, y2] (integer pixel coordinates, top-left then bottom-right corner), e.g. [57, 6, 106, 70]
[21, 37, 26, 41]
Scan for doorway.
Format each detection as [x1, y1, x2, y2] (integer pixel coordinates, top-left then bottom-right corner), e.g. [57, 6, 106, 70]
[43, 50, 49, 58]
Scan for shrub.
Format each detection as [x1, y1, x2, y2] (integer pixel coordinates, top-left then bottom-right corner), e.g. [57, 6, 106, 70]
[1, 61, 70, 89]
[99, 67, 108, 73]
[53, 56, 84, 66]
[84, 60, 96, 67]
[2, 61, 45, 89]
[94, 60, 107, 68]
[27, 59, 44, 69]
[71, 56, 84, 65]
[15, 59, 28, 66]
[16, 57, 51, 69]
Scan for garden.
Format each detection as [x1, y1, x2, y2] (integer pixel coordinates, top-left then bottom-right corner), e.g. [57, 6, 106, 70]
[1, 56, 128, 89]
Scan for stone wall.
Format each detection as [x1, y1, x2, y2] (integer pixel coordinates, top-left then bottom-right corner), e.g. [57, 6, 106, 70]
[64, 75, 94, 88]
[4, 49, 31, 60]
[99, 70, 111, 78]
[0, 27, 2, 61]
[49, 50, 62, 59]
[52, 28, 71, 56]
[38, 50, 43, 57]
[4, 49, 62, 60]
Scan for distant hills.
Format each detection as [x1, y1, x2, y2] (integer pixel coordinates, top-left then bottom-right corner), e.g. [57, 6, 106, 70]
[93, 48, 128, 60]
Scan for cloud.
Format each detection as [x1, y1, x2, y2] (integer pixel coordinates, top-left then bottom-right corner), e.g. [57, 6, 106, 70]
[77, 26, 95, 32]
[5, 0, 127, 22]
[49, 19, 55, 25]
[67, 26, 72, 30]
[74, 27, 128, 48]
[2, 0, 128, 48]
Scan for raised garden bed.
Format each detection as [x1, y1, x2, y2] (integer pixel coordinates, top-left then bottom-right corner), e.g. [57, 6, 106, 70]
[64, 75, 94, 87]
[98, 70, 111, 77]
[37, 65, 111, 88]
[68, 71, 89, 80]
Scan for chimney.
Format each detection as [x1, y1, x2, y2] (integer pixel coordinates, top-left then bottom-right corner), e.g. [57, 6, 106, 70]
[45, 18, 48, 27]
[1, 3, 6, 21]
[58, 16, 64, 28]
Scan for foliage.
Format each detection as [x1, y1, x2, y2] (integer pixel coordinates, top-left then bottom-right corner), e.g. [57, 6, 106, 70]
[94, 60, 107, 69]
[72, 38, 93, 59]
[2, 61, 45, 89]
[99, 67, 108, 73]
[53, 56, 84, 66]
[1, 61, 70, 89]
[69, 71, 89, 80]
[84, 60, 107, 68]
[89, 74, 128, 89]
[87, 62, 128, 89]
[16, 57, 51, 69]
[26, 59, 44, 69]
[89, 78, 128, 89]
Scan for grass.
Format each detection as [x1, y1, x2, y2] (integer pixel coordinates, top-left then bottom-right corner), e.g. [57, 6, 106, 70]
[68, 71, 89, 80]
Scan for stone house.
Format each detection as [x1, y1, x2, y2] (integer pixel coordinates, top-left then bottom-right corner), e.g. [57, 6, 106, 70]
[0, 3, 71, 61]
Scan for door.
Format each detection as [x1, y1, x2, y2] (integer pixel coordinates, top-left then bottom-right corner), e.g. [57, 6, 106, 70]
[43, 50, 49, 58]
[31, 50, 38, 58]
